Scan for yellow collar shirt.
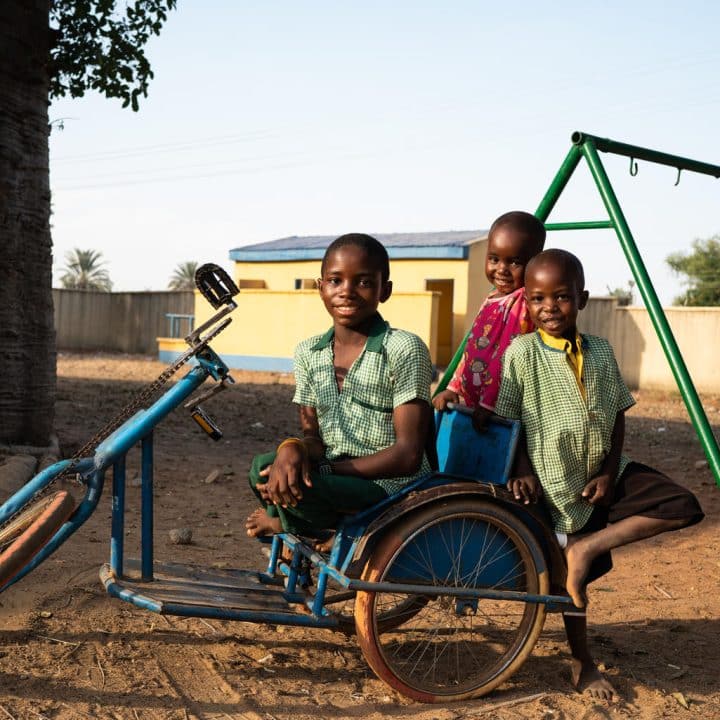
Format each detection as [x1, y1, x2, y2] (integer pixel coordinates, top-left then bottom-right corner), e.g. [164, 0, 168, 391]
[536, 328, 585, 400]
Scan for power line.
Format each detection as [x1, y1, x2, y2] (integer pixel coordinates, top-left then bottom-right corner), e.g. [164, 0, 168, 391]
[51, 129, 280, 164]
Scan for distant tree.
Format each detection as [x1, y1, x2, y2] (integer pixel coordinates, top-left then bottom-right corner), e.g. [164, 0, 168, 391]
[606, 280, 635, 306]
[1, 0, 176, 445]
[168, 261, 199, 291]
[60, 249, 113, 291]
[667, 236, 720, 306]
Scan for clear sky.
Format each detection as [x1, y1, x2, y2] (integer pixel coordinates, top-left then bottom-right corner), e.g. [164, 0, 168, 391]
[48, 1, 720, 306]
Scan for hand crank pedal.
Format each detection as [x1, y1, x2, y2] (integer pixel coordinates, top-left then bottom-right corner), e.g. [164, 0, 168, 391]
[189, 405, 223, 441]
[194, 264, 239, 309]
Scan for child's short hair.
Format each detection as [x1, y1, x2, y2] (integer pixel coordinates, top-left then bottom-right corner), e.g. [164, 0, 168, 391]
[489, 211, 546, 255]
[321, 233, 390, 282]
[528, 248, 586, 290]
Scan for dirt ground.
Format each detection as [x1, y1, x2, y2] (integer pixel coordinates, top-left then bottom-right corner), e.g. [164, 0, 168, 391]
[1, 352, 719, 720]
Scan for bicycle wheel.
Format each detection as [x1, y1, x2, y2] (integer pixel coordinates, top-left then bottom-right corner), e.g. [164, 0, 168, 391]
[354, 499, 548, 702]
[0, 491, 76, 586]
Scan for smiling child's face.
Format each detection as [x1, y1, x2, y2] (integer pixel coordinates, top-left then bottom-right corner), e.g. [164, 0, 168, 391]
[524, 259, 589, 340]
[317, 245, 392, 330]
[485, 227, 538, 295]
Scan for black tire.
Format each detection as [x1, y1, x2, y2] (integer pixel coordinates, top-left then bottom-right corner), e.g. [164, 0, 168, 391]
[0, 491, 76, 586]
[354, 498, 548, 702]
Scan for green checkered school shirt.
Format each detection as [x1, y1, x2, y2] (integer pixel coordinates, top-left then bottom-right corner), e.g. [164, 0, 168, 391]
[293, 314, 433, 494]
[495, 332, 636, 533]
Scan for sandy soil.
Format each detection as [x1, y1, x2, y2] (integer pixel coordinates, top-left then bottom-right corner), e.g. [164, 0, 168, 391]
[0, 352, 719, 719]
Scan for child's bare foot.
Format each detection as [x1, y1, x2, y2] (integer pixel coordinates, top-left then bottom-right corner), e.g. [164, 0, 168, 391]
[564, 537, 591, 608]
[571, 658, 617, 702]
[245, 508, 282, 538]
[314, 533, 335, 553]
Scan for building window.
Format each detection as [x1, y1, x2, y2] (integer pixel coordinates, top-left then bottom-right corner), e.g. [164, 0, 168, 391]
[294, 278, 317, 290]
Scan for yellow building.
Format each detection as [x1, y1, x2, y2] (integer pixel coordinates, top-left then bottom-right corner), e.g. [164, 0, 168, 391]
[160, 231, 491, 370]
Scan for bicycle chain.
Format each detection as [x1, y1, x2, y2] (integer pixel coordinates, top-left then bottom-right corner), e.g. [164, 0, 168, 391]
[0, 321, 228, 534]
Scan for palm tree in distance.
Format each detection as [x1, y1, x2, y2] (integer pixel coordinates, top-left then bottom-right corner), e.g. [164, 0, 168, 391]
[168, 261, 199, 290]
[60, 248, 113, 291]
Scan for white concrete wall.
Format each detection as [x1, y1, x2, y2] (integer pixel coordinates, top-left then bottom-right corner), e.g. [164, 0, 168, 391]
[581, 298, 720, 392]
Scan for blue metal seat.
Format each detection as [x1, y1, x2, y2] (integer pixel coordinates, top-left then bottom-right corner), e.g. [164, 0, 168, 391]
[434, 405, 520, 485]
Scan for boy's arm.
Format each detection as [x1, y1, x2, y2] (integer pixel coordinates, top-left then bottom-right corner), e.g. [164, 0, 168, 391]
[259, 405, 323, 508]
[331, 331, 432, 479]
[583, 410, 625, 505]
[299, 405, 325, 460]
[432, 388, 460, 411]
[256, 338, 324, 507]
[331, 399, 431, 479]
[494, 342, 539, 503]
[507, 428, 542, 504]
[260, 337, 322, 507]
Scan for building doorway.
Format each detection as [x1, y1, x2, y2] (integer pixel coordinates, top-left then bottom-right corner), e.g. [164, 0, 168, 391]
[425, 279, 454, 365]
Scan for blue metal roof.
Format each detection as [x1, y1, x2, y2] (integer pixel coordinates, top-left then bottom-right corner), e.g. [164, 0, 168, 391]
[229, 230, 488, 262]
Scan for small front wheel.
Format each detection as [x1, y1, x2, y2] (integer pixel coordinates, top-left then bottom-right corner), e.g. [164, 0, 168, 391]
[0, 491, 76, 586]
[354, 499, 548, 702]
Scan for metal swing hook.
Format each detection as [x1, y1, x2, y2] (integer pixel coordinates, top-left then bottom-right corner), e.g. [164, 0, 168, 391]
[629, 157, 639, 177]
[674, 167, 682, 186]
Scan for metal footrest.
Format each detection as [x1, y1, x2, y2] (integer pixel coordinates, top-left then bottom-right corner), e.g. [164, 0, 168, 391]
[99, 559, 343, 628]
[102, 559, 288, 612]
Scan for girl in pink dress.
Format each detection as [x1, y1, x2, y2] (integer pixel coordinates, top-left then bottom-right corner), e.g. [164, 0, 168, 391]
[433, 211, 545, 422]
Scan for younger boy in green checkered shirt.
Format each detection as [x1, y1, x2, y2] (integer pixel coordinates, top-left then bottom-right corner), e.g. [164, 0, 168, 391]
[246, 233, 433, 540]
[495, 248, 702, 702]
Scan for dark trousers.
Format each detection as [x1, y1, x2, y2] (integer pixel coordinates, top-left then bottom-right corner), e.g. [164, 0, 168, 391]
[579, 461, 704, 583]
[248, 451, 388, 536]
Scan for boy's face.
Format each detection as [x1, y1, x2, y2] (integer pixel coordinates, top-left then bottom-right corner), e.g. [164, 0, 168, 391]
[524, 260, 589, 341]
[317, 245, 392, 330]
[485, 227, 537, 294]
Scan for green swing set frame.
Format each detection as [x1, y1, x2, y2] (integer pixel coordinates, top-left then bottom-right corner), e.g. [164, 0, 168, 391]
[438, 130, 720, 488]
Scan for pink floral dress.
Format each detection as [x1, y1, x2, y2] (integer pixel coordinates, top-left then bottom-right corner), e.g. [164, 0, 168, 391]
[447, 287, 533, 410]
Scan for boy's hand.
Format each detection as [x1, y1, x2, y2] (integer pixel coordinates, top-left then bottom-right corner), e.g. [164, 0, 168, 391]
[259, 444, 312, 508]
[582, 473, 612, 505]
[507, 474, 542, 505]
[432, 389, 459, 411]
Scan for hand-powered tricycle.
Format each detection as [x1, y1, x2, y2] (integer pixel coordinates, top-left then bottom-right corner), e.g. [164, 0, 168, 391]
[3, 129, 719, 705]
[0, 264, 574, 703]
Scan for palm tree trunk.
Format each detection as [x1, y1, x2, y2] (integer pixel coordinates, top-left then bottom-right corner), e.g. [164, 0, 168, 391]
[0, 1, 55, 445]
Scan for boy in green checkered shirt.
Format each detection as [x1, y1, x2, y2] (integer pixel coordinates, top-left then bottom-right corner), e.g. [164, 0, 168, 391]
[495, 248, 702, 701]
[246, 233, 433, 540]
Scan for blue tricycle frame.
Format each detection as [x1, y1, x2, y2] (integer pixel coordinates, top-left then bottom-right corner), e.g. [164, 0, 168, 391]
[0, 265, 574, 704]
[3, 129, 718, 704]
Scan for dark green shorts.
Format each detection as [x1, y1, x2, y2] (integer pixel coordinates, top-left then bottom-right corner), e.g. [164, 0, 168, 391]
[248, 451, 388, 536]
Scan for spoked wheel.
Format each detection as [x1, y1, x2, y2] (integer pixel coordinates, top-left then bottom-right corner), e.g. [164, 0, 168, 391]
[354, 499, 549, 702]
[0, 491, 76, 586]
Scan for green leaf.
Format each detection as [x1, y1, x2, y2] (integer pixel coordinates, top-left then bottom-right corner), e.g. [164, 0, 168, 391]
[49, 0, 177, 110]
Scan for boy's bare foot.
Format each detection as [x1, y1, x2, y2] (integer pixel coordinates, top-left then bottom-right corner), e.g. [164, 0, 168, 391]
[245, 508, 282, 537]
[564, 537, 591, 608]
[571, 657, 617, 702]
[314, 533, 335, 553]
